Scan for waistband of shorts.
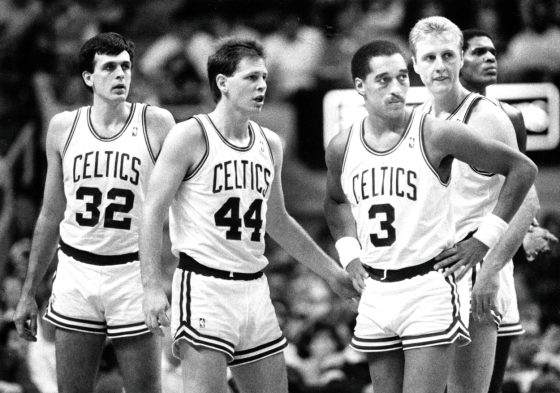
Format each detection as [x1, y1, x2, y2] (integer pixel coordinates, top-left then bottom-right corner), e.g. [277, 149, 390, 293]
[363, 258, 437, 282]
[178, 253, 264, 281]
[59, 239, 138, 266]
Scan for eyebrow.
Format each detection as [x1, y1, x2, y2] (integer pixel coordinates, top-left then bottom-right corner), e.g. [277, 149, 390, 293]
[374, 69, 408, 78]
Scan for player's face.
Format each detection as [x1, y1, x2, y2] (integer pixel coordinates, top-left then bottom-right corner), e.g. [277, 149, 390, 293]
[413, 32, 463, 95]
[461, 36, 497, 87]
[85, 51, 132, 102]
[356, 54, 409, 119]
[224, 56, 267, 114]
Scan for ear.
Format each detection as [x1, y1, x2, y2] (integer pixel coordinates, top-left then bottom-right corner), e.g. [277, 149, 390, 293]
[82, 71, 93, 88]
[216, 74, 228, 94]
[354, 78, 365, 96]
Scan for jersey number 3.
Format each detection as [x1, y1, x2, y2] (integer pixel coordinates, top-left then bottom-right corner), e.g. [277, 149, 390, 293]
[214, 197, 263, 241]
[369, 203, 396, 247]
[76, 186, 134, 230]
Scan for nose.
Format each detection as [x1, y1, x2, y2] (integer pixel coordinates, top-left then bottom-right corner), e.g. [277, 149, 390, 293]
[257, 77, 266, 92]
[434, 55, 446, 71]
[484, 51, 496, 63]
[115, 65, 125, 79]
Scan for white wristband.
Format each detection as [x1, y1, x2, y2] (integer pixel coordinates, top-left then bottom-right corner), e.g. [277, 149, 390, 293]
[473, 214, 508, 249]
[335, 237, 361, 269]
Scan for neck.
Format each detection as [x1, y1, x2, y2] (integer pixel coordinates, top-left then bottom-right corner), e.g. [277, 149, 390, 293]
[90, 98, 130, 126]
[460, 78, 487, 96]
[430, 83, 471, 117]
[210, 101, 252, 140]
[365, 107, 409, 137]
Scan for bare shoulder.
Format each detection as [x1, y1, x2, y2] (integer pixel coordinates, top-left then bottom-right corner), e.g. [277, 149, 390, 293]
[468, 97, 517, 147]
[260, 126, 283, 160]
[166, 117, 206, 151]
[47, 110, 79, 151]
[325, 128, 352, 168]
[144, 105, 176, 141]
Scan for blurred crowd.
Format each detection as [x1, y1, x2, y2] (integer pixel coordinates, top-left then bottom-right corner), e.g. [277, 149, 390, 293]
[1, 0, 560, 392]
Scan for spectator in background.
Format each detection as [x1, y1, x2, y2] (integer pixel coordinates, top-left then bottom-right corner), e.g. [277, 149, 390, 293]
[0, 321, 40, 393]
[500, 0, 560, 83]
[293, 320, 347, 390]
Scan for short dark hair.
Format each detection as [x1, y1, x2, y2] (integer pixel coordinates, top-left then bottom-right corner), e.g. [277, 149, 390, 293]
[207, 37, 265, 103]
[461, 29, 493, 51]
[351, 40, 404, 81]
[79, 32, 135, 75]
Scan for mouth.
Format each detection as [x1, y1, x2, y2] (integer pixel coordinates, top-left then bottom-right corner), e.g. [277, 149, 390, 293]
[113, 84, 126, 91]
[483, 67, 497, 75]
[433, 76, 449, 82]
[253, 95, 265, 104]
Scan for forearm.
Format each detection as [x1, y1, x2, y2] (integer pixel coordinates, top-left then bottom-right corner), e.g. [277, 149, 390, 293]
[491, 160, 536, 223]
[21, 214, 60, 297]
[324, 197, 357, 241]
[139, 209, 166, 289]
[482, 186, 539, 274]
[268, 215, 341, 279]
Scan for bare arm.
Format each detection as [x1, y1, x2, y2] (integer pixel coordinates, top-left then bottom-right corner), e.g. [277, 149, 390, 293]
[428, 113, 537, 320]
[265, 130, 356, 299]
[323, 129, 368, 293]
[144, 105, 176, 158]
[140, 119, 204, 335]
[13, 112, 71, 341]
[429, 113, 537, 225]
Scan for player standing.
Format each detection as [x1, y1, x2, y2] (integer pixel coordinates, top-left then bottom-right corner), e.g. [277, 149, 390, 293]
[409, 16, 540, 393]
[324, 39, 536, 393]
[140, 37, 356, 393]
[13, 32, 176, 393]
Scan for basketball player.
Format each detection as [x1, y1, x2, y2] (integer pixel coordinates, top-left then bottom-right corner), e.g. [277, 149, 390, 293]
[460, 28, 558, 393]
[409, 16, 540, 393]
[140, 37, 356, 393]
[13, 33, 176, 393]
[324, 39, 536, 393]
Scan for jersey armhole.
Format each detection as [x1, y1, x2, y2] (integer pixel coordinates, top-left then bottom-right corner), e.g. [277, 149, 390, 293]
[419, 113, 450, 186]
[61, 108, 82, 158]
[141, 104, 159, 164]
[185, 116, 210, 181]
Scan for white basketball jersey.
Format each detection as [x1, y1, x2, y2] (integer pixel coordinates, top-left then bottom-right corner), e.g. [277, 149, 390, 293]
[169, 114, 275, 273]
[340, 109, 454, 269]
[60, 103, 155, 255]
[420, 93, 505, 241]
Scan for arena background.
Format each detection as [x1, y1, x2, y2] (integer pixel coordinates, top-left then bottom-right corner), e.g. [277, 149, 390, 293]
[1, 0, 560, 392]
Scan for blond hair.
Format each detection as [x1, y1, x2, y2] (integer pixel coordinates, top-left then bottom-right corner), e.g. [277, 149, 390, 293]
[409, 16, 463, 55]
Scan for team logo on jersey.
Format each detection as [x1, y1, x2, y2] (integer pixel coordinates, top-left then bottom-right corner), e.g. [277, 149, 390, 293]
[199, 318, 206, 328]
[409, 137, 415, 148]
[132, 126, 138, 136]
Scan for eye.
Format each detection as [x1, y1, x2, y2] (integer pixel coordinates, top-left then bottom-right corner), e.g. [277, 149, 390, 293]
[398, 74, 408, 82]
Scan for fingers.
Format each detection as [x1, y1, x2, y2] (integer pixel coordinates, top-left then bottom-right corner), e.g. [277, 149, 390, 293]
[144, 309, 169, 336]
[434, 246, 457, 262]
[158, 310, 171, 327]
[547, 232, 559, 243]
[352, 276, 366, 294]
[451, 264, 470, 280]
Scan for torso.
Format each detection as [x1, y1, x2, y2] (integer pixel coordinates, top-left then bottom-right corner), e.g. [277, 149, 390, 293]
[340, 108, 455, 269]
[59, 103, 155, 254]
[419, 93, 505, 241]
[168, 114, 276, 273]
